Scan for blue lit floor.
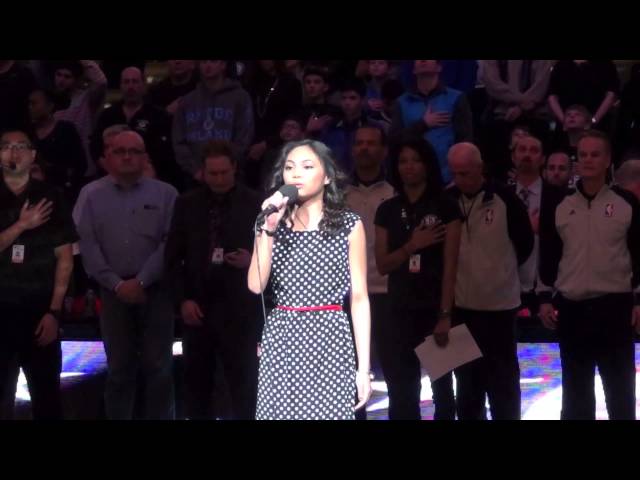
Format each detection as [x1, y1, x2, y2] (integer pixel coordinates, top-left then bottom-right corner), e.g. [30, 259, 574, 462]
[13, 342, 640, 420]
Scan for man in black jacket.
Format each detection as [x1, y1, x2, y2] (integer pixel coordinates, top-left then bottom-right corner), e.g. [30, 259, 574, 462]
[508, 134, 567, 318]
[165, 140, 262, 419]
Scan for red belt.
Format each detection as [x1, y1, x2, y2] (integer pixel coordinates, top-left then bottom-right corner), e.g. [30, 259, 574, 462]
[277, 305, 343, 312]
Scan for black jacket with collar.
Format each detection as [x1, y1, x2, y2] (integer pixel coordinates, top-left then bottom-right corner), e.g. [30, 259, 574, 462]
[165, 183, 261, 316]
[507, 178, 568, 225]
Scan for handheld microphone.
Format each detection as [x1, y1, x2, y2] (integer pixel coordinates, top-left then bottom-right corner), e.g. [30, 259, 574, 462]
[256, 184, 299, 226]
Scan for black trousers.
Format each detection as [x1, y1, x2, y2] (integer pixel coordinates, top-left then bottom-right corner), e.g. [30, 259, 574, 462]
[0, 302, 62, 420]
[556, 293, 636, 420]
[378, 304, 455, 420]
[369, 293, 388, 373]
[454, 308, 521, 420]
[182, 300, 259, 420]
[0, 355, 19, 419]
[520, 291, 540, 318]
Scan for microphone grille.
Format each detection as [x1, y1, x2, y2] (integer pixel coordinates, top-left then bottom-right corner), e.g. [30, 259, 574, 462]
[279, 184, 299, 203]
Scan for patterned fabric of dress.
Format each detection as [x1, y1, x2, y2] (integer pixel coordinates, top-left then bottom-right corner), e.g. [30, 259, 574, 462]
[256, 211, 360, 420]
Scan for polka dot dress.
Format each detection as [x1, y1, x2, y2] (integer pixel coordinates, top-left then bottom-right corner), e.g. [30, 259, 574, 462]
[256, 210, 360, 420]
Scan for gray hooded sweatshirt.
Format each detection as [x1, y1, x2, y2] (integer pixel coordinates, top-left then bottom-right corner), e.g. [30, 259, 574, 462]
[172, 79, 254, 175]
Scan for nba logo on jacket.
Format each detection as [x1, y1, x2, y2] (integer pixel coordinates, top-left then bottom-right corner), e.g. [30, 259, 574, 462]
[484, 209, 494, 225]
[605, 203, 614, 217]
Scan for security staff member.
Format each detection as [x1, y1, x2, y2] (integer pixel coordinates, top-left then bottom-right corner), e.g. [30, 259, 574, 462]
[375, 137, 462, 420]
[0, 129, 76, 420]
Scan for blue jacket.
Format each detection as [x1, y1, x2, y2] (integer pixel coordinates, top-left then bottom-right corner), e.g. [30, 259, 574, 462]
[393, 85, 467, 183]
[399, 60, 478, 93]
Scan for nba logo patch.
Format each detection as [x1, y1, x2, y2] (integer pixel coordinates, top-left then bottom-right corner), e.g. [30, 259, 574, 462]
[605, 203, 614, 217]
[485, 209, 494, 225]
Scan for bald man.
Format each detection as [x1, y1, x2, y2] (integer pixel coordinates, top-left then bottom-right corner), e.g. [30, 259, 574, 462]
[77, 131, 179, 420]
[615, 159, 640, 201]
[90, 67, 183, 190]
[544, 151, 573, 189]
[447, 142, 534, 420]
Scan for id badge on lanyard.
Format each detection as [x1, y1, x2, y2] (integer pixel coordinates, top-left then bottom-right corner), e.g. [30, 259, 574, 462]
[402, 206, 421, 273]
[11, 244, 25, 264]
[409, 254, 421, 273]
[211, 248, 224, 265]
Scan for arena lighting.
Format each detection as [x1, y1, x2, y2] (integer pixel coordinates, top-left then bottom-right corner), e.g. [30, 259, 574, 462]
[13, 342, 640, 419]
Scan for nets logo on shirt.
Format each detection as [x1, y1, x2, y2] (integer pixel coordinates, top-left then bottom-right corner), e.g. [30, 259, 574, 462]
[135, 119, 150, 133]
[420, 214, 440, 227]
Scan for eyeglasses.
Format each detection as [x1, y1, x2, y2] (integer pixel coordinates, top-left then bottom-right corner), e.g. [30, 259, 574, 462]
[112, 148, 146, 156]
[0, 143, 34, 152]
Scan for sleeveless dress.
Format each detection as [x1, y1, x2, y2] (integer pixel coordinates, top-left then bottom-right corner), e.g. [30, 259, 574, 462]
[255, 210, 360, 420]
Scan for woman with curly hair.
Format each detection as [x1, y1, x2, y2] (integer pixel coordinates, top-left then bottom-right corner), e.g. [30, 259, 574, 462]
[374, 136, 462, 420]
[248, 139, 372, 420]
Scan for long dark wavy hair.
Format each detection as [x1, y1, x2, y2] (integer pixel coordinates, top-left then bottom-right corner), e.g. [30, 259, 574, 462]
[265, 139, 349, 235]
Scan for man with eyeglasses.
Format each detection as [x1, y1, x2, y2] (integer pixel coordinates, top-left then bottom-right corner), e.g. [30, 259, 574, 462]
[0, 129, 77, 419]
[76, 131, 178, 420]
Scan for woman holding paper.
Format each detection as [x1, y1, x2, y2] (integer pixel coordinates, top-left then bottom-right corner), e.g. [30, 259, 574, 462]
[374, 136, 462, 420]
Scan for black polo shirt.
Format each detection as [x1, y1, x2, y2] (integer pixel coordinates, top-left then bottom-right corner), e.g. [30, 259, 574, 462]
[89, 102, 179, 187]
[147, 74, 199, 110]
[375, 189, 461, 311]
[0, 178, 78, 306]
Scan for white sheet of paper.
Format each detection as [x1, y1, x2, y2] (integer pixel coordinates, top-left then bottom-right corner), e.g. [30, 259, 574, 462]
[414, 324, 483, 381]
